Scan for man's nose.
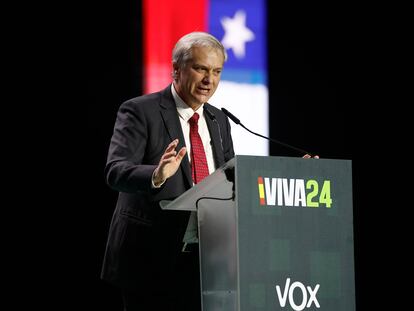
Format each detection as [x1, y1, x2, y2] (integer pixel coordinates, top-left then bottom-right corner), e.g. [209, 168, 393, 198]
[202, 72, 212, 83]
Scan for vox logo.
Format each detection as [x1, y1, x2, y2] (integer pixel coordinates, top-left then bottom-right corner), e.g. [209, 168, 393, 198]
[275, 278, 320, 310]
[257, 177, 332, 208]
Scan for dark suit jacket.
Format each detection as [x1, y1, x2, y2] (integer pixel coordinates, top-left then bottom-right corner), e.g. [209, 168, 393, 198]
[101, 85, 234, 290]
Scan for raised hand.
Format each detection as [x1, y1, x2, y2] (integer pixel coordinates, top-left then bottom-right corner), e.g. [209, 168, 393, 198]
[153, 139, 187, 186]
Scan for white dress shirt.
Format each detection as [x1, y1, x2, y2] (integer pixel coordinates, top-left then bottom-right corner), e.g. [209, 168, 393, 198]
[171, 84, 216, 244]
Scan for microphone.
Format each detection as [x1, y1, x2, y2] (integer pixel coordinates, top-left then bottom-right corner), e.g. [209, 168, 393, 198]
[221, 107, 314, 156]
[204, 106, 224, 153]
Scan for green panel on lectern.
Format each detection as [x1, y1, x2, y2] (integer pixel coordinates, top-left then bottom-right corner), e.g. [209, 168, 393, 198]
[235, 155, 355, 311]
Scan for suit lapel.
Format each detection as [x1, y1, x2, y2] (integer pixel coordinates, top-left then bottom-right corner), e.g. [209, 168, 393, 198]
[204, 104, 226, 168]
[159, 86, 192, 187]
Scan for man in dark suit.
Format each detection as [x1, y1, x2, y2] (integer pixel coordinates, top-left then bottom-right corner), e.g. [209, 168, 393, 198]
[101, 32, 235, 310]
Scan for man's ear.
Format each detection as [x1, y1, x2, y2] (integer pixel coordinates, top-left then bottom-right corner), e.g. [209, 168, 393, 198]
[172, 64, 179, 79]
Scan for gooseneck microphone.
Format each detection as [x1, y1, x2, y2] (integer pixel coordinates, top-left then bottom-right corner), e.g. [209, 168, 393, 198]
[204, 106, 224, 153]
[221, 107, 313, 156]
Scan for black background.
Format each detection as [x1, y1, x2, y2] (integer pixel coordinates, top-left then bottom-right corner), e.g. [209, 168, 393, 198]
[13, 1, 399, 309]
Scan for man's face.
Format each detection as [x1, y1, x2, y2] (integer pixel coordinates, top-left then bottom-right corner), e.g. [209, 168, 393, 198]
[174, 46, 224, 110]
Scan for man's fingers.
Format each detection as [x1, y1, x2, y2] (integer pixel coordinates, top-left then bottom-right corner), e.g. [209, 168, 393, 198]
[162, 150, 177, 161]
[165, 139, 179, 153]
[175, 147, 187, 161]
[302, 153, 320, 159]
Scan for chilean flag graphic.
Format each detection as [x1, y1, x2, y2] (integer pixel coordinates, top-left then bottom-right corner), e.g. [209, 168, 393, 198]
[143, 0, 268, 156]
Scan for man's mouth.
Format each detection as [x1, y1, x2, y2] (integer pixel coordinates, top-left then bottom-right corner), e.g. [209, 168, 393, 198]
[197, 87, 210, 94]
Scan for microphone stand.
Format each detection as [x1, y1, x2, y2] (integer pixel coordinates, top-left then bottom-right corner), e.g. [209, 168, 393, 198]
[221, 107, 314, 157]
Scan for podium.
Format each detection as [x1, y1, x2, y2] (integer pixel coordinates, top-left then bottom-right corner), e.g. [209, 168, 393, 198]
[161, 155, 355, 311]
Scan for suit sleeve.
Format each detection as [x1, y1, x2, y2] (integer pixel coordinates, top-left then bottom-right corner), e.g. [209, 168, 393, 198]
[104, 99, 157, 193]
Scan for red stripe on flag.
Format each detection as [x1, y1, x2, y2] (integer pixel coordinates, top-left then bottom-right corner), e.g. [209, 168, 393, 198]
[258, 177, 266, 205]
[143, 0, 208, 94]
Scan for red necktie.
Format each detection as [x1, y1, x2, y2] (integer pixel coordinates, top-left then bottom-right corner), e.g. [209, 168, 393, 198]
[189, 112, 209, 184]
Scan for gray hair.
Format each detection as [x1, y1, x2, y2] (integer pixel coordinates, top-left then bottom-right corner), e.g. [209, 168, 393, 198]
[172, 32, 227, 71]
